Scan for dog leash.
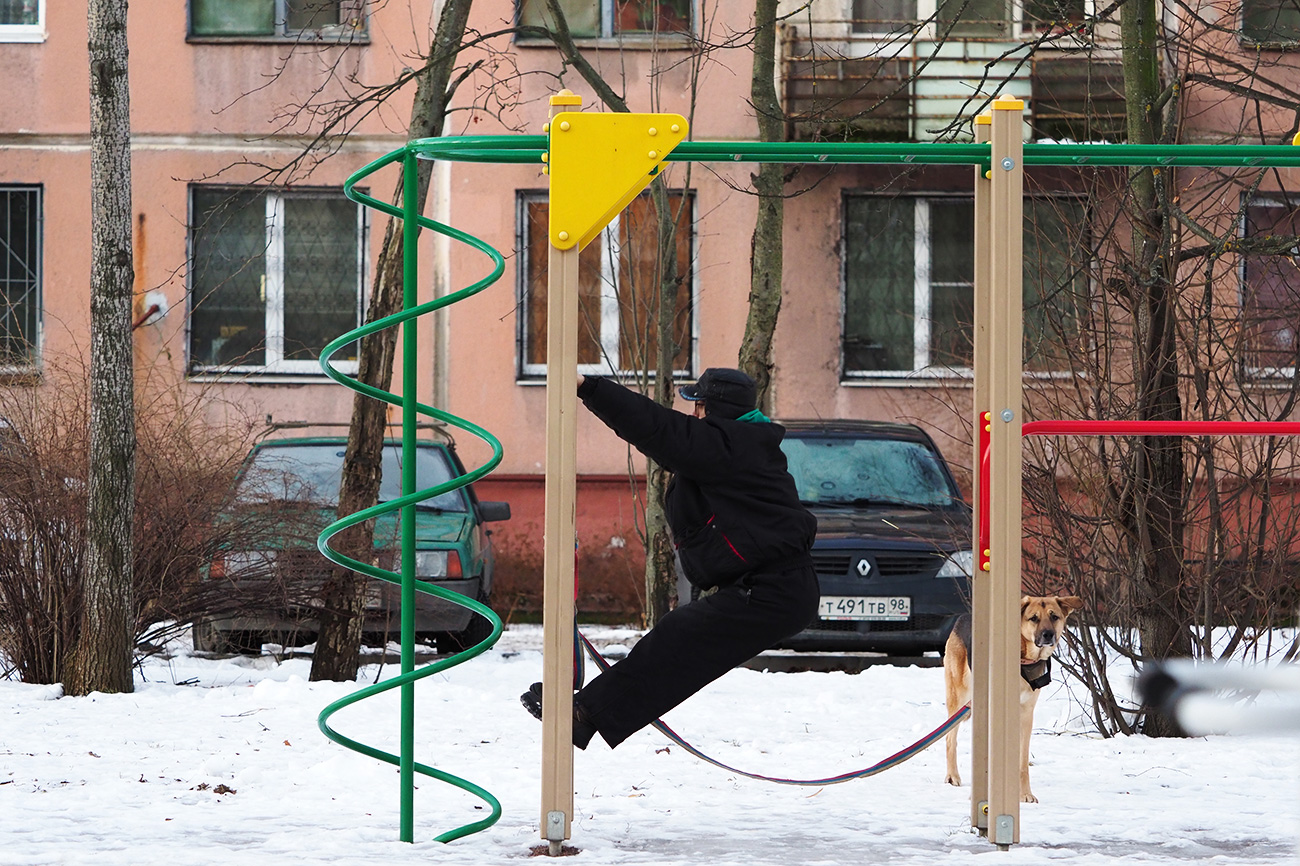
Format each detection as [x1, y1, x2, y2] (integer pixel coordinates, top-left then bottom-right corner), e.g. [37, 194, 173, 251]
[576, 629, 971, 786]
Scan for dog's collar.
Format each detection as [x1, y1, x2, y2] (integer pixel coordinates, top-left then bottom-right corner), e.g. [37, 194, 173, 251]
[1020, 657, 1051, 690]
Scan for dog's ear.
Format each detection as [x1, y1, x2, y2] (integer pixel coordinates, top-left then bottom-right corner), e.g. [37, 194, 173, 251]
[1020, 595, 1032, 614]
[1056, 595, 1084, 614]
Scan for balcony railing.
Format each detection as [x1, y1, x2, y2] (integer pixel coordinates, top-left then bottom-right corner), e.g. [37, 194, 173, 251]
[780, 20, 1124, 142]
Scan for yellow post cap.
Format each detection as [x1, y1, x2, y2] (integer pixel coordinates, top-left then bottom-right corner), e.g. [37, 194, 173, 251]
[992, 97, 1025, 111]
[1292, 130, 1300, 146]
[550, 89, 583, 107]
[975, 114, 992, 126]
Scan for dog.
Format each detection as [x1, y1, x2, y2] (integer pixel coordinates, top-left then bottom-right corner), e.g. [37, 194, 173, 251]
[943, 594, 1083, 803]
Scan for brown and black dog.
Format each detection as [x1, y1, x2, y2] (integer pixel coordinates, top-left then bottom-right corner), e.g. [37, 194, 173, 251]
[943, 595, 1083, 803]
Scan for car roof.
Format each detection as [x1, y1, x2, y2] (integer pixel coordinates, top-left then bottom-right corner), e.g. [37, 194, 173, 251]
[777, 419, 935, 444]
[253, 436, 449, 449]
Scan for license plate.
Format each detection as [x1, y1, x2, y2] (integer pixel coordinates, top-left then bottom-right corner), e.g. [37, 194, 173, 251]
[819, 595, 911, 621]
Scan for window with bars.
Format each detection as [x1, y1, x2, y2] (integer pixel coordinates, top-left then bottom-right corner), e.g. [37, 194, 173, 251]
[0, 187, 40, 368]
[517, 0, 691, 38]
[517, 189, 695, 378]
[0, 0, 44, 42]
[188, 187, 365, 376]
[842, 192, 1087, 377]
[1241, 196, 1300, 376]
[189, 0, 366, 39]
[1241, 0, 1300, 45]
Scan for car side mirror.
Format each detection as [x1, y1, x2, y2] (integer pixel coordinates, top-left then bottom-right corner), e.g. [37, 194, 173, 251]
[479, 501, 511, 523]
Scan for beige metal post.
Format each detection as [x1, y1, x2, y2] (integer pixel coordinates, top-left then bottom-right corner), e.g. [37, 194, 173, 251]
[986, 97, 1025, 848]
[969, 112, 992, 835]
[539, 96, 582, 853]
[539, 242, 579, 854]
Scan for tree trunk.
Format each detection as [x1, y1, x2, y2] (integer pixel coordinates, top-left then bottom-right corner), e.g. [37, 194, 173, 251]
[310, 0, 475, 682]
[1121, 0, 1192, 736]
[739, 0, 784, 409]
[69, 0, 135, 696]
[643, 179, 685, 625]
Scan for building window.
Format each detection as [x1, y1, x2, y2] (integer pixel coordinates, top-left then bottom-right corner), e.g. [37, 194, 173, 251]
[0, 0, 45, 42]
[0, 186, 40, 368]
[189, 0, 366, 40]
[1022, 0, 1085, 30]
[1242, 0, 1300, 45]
[852, 0, 918, 35]
[517, 0, 691, 38]
[937, 0, 1010, 37]
[842, 193, 1087, 378]
[188, 187, 365, 376]
[517, 189, 694, 378]
[1241, 196, 1300, 377]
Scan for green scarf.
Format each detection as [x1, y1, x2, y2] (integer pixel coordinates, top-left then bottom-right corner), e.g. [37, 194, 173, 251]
[736, 408, 770, 424]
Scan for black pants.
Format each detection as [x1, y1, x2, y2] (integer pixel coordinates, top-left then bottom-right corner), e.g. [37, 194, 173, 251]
[575, 563, 820, 749]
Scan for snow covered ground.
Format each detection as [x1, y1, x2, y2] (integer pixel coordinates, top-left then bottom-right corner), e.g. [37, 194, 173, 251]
[3, 624, 1298, 866]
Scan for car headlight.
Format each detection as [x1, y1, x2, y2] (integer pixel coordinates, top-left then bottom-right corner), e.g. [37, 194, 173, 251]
[413, 550, 462, 579]
[936, 549, 973, 578]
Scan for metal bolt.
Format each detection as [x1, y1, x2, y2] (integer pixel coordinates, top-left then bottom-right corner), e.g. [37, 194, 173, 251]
[648, 150, 658, 159]
[1000, 409, 1014, 422]
[559, 120, 570, 131]
[648, 127, 658, 136]
[1001, 157, 1015, 171]
[558, 231, 569, 241]
[671, 123, 681, 133]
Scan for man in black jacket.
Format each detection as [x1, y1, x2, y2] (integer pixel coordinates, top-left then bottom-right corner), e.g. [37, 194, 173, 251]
[522, 368, 819, 749]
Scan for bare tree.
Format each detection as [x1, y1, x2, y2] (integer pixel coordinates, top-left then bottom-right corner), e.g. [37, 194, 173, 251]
[739, 0, 785, 407]
[67, 0, 135, 696]
[310, 0, 478, 682]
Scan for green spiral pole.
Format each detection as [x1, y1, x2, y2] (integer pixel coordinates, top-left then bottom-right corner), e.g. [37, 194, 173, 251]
[315, 144, 509, 844]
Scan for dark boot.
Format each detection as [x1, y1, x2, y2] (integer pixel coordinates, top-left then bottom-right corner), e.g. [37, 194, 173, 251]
[520, 681, 599, 750]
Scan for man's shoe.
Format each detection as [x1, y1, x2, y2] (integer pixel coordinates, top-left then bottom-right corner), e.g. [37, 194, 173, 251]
[521, 682, 543, 720]
[520, 681, 598, 751]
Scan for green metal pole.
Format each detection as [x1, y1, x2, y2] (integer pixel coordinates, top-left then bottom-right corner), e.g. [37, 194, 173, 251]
[400, 147, 418, 843]
[407, 135, 1300, 169]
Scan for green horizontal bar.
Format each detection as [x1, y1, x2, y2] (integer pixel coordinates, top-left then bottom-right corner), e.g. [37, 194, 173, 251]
[406, 134, 1300, 168]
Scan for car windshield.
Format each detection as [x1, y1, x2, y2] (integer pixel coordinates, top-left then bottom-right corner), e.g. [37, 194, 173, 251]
[781, 435, 960, 508]
[235, 443, 467, 512]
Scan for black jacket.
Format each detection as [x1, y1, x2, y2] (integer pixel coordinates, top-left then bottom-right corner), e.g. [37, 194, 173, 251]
[578, 376, 816, 590]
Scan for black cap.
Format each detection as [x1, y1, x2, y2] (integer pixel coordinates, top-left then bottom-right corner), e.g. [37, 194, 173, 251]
[679, 368, 757, 415]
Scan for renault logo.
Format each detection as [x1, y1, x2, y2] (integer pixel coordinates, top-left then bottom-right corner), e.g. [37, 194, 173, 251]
[856, 558, 872, 577]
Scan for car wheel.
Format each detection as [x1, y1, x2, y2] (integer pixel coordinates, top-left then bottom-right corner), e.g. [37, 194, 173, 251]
[435, 592, 496, 654]
[190, 620, 228, 653]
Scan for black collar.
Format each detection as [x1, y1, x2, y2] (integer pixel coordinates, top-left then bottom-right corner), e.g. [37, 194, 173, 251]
[1020, 657, 1052, 690]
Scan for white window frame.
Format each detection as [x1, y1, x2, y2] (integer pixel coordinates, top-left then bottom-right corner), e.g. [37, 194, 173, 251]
[841, 195, 973, 381]
[843, 0, 1107, 48]
[0, 0, 45, 43]
[1239, 193, 1300, 380]
[189, 188, 367, 378]
[517, 190, 698, 380]
[0, 184, 42, 370]
[187, 0, 367, 41]
[517, 0, 693, 40]
[842, 191, 1087, 381]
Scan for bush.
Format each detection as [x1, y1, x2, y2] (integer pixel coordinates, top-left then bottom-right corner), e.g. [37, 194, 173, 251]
[0, 360, 308, 683]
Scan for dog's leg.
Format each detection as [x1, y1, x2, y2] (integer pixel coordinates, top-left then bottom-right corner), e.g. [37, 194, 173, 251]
[943, 638, 967, 787]
[1019, 689, 1039, 803]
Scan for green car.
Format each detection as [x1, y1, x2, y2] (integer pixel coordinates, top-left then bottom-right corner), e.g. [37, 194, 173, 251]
[191, 435, 510, 653]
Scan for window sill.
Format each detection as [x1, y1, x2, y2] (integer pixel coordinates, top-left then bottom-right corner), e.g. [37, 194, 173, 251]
[0, 29, 47, 43]
[188, 370, 356, 384]
[513, 33, 692, 50]
[1238, 35, 1300, 50]
[186, 31, 369, 46]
